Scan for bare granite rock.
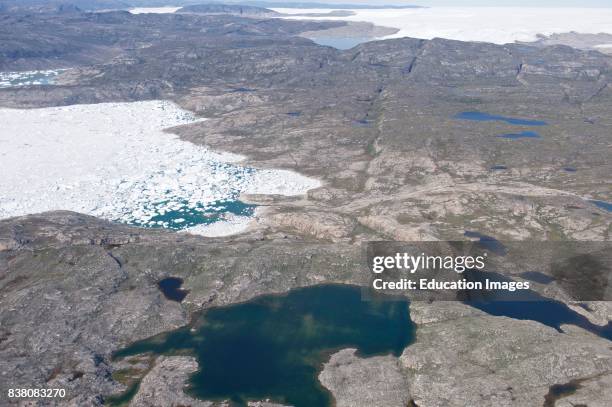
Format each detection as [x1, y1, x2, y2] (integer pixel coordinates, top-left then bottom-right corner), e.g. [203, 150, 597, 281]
[130, 356, 211, 407]
[319, 348, 410, 407]
[402, 301, 612, 407]
[555, 371, 612, 407]
[0, 8, 611, 407]
[523, 32, 612, 55]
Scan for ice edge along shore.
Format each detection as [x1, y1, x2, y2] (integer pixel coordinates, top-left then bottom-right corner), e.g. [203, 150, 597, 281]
[0, 100, 321, 237]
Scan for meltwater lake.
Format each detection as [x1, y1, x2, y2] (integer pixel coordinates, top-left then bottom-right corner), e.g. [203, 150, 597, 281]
[112, 285, 414, 407]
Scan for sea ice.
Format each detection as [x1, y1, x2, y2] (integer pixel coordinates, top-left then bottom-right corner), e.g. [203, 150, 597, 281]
[129, 7, 181, 14]
[273, 7, 612, 45]
[0, 69, 66, 89]
[0, 101, 320, 236]
[183, 213, 254, 237]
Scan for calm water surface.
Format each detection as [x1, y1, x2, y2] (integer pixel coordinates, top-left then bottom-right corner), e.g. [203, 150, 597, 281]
[498, 131, 541, 139]
[591, 200, 612, 212]
[158, 277, 189, 302]
[455, 111, 548, 126]
[462, 270, 612, 340]
[129, 199, 255, 230]
[113, 285, 415, 407]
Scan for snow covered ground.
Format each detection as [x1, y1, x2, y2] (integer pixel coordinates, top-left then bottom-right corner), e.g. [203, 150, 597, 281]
[0, 101, 320, 236]
[273, 7, 612, 45]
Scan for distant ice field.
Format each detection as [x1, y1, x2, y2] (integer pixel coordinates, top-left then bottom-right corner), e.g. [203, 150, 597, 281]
[129, 7, 181, 14]
[272, 7, 612, 45]
[0, 101, 320, 236]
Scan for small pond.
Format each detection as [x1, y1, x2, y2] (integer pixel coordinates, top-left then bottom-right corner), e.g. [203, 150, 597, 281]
[455, 111, 548, 126]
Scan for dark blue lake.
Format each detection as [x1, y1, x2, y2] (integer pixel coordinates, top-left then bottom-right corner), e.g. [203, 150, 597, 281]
[158, 277, 189, 302]
[353, 118, 373, 127]
[111, 285, 414, 407]
[464, 230, 507, 256]
[591, 200, 612, 212]
[468, 299, 612, 339]
[519, 271, 555, 284]
[455, 111, 548, 126]
[498, 131, 541, 139]
[461, 269, 612, 340]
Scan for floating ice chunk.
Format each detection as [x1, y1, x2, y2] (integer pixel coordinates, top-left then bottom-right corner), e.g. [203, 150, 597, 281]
[0, 101, 320, 237]
[182, 214, 253, 237]
[0, 69, 67, 89]
[245, 169, 321, 196]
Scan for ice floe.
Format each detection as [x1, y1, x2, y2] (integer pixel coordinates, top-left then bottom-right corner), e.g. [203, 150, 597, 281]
[0, 69, 66, 89]
[0, 101, 320, 236]
[183, 213, 255, 237]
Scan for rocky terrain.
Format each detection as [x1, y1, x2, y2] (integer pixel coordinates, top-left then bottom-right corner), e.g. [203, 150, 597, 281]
[0, 0, 128, 13]
[524, 32, 612, 55]
[1, 7, 611, 407]
[299, 21, 398, 45]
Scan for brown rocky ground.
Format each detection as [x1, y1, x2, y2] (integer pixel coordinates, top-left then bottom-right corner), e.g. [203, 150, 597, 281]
[1, 9, 611, 407]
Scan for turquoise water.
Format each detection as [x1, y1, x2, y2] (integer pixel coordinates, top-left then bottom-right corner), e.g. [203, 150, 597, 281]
[455, 111, 548, 126]
[128, 199, 255, 230]
[112, 285, 414, 407]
